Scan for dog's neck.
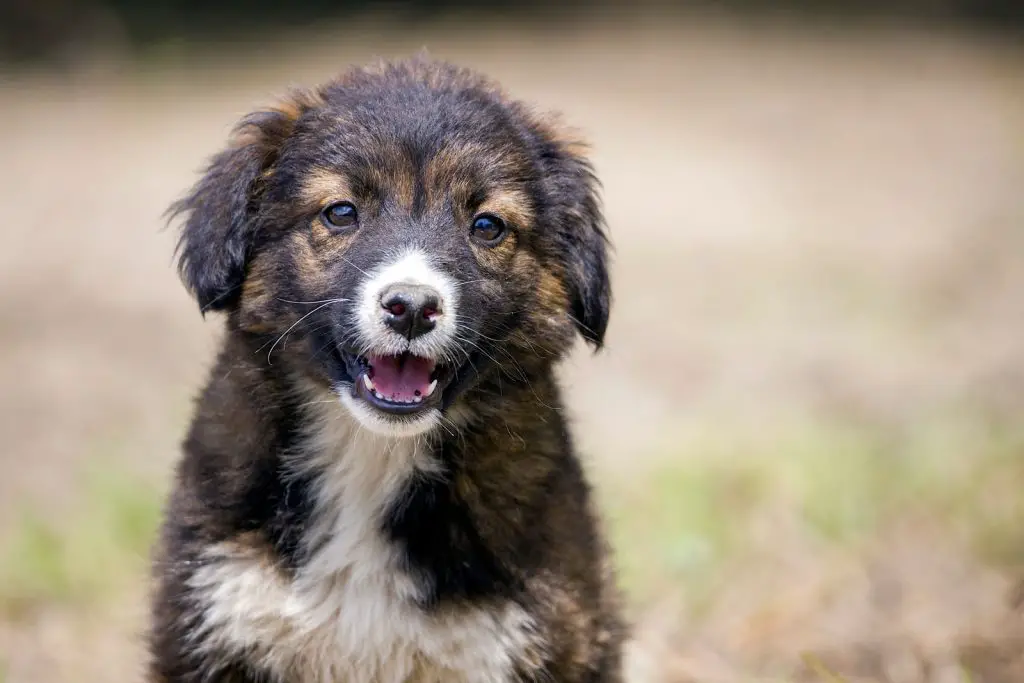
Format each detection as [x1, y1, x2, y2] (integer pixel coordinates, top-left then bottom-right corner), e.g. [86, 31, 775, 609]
[278, 384, 429, 592]
[289, 377, 445, 506]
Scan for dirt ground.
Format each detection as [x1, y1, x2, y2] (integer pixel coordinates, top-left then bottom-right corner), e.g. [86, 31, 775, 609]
[1, 14, 1022, 683]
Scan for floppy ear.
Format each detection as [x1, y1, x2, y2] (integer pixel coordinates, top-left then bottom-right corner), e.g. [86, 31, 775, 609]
[535, 126, 611, 349]
[169, 94, 314, 313]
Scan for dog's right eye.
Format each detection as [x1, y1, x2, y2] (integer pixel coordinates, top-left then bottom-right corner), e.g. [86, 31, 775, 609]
[470, 214, 507, 246]
[321, 202, 359, 232]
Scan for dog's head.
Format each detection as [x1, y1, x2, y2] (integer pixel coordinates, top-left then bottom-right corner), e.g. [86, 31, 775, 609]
[172, 59, 610, 437]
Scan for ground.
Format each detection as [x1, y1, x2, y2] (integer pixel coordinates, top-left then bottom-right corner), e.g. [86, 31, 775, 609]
[1, 14, 1022, 683]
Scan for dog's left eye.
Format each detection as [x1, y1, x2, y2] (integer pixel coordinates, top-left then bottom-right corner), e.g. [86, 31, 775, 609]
[470, 214, 507, 246]
[321, 202, 359, 232]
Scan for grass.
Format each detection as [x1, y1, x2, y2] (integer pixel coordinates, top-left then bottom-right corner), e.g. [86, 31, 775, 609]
[0, 467, 163, 616]
[600, 416, 1024, 610]
[801, 653, 850, 683]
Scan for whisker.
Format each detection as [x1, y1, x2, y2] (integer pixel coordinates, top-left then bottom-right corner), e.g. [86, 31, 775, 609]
[277, 297, 351, 305]
[308, 336, 340, 363]
[452, 334, 506, 375]
[448, 328, 557, 411]
[263, 301, 339, 364]
[435, 418, 456, 438]
[564, 311, 598, 338]
[338, 255, 372, 278]
[294, 398, 341, 410]
[449, 278, 490, 288]
[436, 413, 460, 439]
[452, 329, 529, 382]
[199, 283, 243, 313]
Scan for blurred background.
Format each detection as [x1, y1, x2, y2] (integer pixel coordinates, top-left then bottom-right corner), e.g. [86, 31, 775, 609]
[1, 1, 1022, 682]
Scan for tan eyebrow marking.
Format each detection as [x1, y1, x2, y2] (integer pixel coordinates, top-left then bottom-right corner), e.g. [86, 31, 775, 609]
[300, 167, 354, 207]
[423, 141, 533, 212]
[477, 188, 534, 231]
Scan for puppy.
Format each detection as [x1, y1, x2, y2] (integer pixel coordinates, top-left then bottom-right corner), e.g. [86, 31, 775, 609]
[149, 58, 623, 683]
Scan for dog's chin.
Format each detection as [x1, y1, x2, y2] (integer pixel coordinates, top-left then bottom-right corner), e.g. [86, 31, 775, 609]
[337, 391, 441, 437]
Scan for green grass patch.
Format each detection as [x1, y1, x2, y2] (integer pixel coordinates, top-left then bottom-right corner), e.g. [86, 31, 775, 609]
[802, 653, 851, 683]
[601, 417, 1024, 608]
[0, 467, 163, 615]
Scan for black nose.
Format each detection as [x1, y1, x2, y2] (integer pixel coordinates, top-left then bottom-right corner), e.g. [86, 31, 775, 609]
[380, 284, 442, 340]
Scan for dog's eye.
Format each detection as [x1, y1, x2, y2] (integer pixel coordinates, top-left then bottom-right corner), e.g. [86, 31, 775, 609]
[322, 202, 359, 231]
[470, 214, 506, 246]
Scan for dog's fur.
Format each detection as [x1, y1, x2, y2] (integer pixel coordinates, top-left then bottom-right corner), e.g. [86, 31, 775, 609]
[149, 58, 623, 683]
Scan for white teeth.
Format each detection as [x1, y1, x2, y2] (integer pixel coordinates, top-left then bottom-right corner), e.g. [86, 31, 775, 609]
[363, 380, 430, 406]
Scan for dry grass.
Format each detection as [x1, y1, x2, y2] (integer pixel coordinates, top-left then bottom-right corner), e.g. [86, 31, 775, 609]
[1, 12, 1023, 683]
[610, 419, 1024, 682]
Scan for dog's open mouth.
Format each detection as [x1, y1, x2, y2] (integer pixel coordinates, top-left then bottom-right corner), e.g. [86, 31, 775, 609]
[345, 351, 455, 416]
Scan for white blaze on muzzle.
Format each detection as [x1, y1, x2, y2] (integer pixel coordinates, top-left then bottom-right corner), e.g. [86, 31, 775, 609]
[355, 247, 459, 364]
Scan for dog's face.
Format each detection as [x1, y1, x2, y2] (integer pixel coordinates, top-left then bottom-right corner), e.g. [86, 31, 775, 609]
[173, 61, 609, 437]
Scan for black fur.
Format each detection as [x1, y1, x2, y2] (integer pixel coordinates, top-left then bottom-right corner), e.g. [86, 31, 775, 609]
[535, 135, 611, 347]
[172, 106, 307, 313]
[384, 439, 521, 607]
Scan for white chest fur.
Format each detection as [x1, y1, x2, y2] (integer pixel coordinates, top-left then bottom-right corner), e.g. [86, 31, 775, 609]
[187, 405, 537, 683]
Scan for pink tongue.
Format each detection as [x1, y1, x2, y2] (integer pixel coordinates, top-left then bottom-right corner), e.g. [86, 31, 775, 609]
[368, 354, 435, 402]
